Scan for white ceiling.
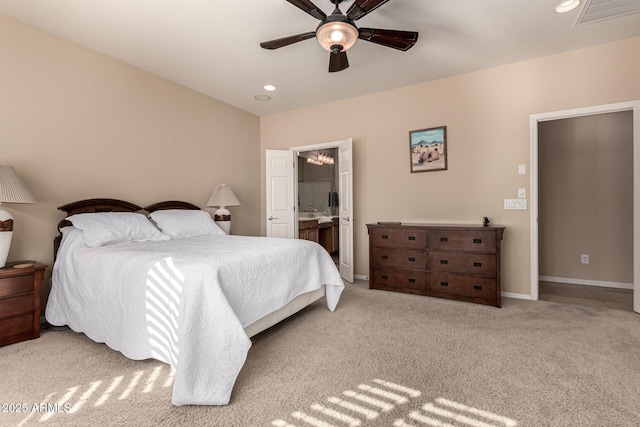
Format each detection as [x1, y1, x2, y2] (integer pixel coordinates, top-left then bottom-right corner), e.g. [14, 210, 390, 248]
[1, 0, 640, 116]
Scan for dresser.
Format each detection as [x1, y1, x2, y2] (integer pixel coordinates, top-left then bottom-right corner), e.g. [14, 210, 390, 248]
[0, 262, 47, 346]
[367, 223, 505, 307]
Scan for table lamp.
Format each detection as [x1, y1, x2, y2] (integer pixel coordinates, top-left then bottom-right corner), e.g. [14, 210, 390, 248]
[0, 165, 36, 268]
[206, 184, 240, 234]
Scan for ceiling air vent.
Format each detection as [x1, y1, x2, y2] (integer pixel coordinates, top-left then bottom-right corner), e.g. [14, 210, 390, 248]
[576, 0, 640, 25]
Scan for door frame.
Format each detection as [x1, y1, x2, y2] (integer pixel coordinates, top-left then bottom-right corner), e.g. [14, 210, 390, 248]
[292, 138, 354, 283]
[529, 100, 640, 313]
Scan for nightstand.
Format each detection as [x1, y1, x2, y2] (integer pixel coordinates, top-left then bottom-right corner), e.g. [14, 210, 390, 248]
[0, 261, 47, 346]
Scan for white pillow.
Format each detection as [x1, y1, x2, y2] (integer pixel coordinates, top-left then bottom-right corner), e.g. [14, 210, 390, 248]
[67, 212, 169, 247]
[149, 209, 226, 238]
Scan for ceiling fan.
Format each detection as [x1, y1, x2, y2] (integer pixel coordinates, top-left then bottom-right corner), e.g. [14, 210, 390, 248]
[260, 0, 418, 73]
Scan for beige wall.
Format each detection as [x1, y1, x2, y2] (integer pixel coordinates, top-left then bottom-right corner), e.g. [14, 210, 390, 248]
[260, 36, 640, 296]
[4, 9, 638, 304]
[539, 111, 633, 284]
[0, 15, 261, 305]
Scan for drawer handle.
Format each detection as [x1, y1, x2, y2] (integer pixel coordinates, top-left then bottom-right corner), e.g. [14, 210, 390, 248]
[474, 285, 483, 291]
[473, 262, 482, 267]
[440, 282, 449, 287]
[382, 275, 388, 280]
[381, 255, 389, 260]
[381, 235, 389, 239]
[473, 238, 482, 244]
[408, 257, 415, 262]
[408, 236, 416, 241]
[440, 259, 448, 265]
[440, 237, 448, 242]
[408, 278, 416, 283]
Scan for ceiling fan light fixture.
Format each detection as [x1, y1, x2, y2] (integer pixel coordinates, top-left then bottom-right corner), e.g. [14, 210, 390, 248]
[316, 21, 358, 52]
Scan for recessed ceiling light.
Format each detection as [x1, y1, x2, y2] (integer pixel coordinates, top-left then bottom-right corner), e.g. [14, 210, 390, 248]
[555, 0, 580, 13]
[264, 84, 276, 91]
[254, 95, 271, 102]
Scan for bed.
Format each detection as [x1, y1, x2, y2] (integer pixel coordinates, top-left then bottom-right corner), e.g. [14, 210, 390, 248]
[45, 198, 344, 406]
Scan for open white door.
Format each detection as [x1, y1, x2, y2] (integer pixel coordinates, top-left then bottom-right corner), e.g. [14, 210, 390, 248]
[266, 150, 296, 238]
[338, 138, 354, 283]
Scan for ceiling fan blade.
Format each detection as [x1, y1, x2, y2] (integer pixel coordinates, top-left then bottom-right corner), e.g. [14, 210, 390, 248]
[329, 50, 349, 73]
[358, 28, 418, 51]
[260, 32, 316, 50]
[347, 0, 390, 21]
[286, 0, 327, 20]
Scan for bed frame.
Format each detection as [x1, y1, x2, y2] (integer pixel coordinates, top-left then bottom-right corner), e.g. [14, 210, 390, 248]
[53, 198, 325, 337]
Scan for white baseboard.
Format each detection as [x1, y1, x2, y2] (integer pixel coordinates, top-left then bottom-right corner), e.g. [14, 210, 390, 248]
[351, 275, 632, 299]
[502, 291, 536, 300]
[539, 275, 633, 290]
[354, 276, 537, 301]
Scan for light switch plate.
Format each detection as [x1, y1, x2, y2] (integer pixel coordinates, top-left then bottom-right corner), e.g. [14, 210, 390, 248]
[518, 164, 526, 175]
[518, 188, 526, 198]
[504, 199, 527, 210]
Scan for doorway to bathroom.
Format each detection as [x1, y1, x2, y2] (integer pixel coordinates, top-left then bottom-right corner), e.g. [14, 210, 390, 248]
[297, 147, 340, 264]
[266, 138, 353, 283]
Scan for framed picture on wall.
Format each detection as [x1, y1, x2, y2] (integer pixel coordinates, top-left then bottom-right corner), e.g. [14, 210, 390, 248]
[409, 126, 447, 173]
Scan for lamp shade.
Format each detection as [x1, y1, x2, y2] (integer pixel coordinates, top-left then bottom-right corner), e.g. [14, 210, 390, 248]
[0, 165, 35, 268]
[0, 165, 36, 204]
[206, 184, 240, 208]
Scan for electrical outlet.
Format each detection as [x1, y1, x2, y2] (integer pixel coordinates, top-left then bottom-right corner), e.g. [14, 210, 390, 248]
[581, 254, 590, 264]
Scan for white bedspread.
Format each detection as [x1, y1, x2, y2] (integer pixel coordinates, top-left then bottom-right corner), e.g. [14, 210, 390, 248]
[45, 228, 344, 405]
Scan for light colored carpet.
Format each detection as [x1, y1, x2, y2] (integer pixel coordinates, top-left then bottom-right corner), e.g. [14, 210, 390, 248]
[1, 280, 639, 426]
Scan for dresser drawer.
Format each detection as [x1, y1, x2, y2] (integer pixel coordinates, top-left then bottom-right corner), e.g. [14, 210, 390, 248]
[428, 230, 496, 253]
[371, 267, 427, 291]
[428, 252, 497, 277]
[370, 228, 426, 249]
[0, 313, 33, 337]
[428, 273, 497, 301]
[0, 274, 33, 298]
[0, 294, 33, 318]
[371, 248, 427, 269]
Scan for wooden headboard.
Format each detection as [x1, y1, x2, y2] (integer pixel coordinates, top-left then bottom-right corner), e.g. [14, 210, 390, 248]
[144, 200, 200, 212]
[54, 198, 201, 260]
[57, 198, 142, 219]
[54, 198, 143, 261]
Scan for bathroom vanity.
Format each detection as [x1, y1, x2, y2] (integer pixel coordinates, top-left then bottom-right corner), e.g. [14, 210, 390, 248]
[299, 216, 339, 255]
